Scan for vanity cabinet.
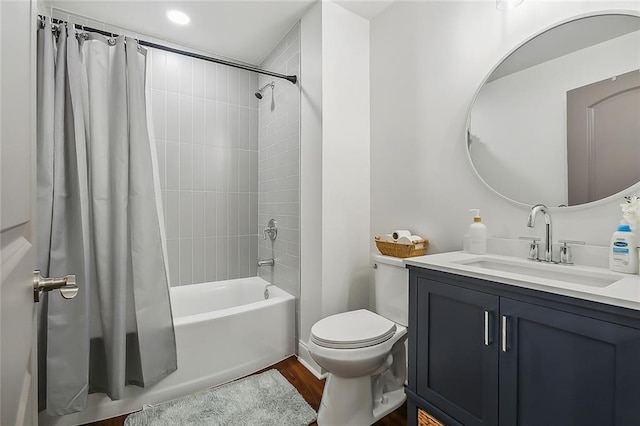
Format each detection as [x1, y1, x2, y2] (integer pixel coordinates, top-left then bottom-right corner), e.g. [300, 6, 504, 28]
[412, 279, 499, 426]
[407, 267, 640, 426]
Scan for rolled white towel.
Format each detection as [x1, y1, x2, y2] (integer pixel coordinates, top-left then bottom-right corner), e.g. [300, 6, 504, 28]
[392, 230, 411, 240]
[397, 235, 425, 250]
[397, 235, 424, 244]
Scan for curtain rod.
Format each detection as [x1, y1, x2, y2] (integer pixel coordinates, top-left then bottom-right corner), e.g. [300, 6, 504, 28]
[40, 15, 298, 85]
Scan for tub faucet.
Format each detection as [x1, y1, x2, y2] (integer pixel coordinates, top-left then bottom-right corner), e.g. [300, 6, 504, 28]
[257, 258, 275, 267]
[527, 204, 553, 262]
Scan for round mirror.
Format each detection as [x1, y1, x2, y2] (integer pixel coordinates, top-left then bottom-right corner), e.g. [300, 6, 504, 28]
[467, 13, 640, 207]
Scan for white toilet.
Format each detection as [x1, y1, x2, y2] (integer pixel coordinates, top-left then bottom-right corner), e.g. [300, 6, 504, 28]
[308, 254, 408, 426]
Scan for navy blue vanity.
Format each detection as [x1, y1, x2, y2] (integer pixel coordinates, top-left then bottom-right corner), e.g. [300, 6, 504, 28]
[406, 265, 640, 426]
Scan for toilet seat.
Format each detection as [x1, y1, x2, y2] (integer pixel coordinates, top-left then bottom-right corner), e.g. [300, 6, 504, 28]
[310, 309, 397, 350]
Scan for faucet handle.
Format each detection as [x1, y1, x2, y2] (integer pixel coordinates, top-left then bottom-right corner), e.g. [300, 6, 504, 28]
[519, 236, 541, 261]
[263, 219, 278, 241]
[557, 240, 585, 265]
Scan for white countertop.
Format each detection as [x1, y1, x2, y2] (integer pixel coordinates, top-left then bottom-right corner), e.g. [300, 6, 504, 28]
[404, 251, 640, 312]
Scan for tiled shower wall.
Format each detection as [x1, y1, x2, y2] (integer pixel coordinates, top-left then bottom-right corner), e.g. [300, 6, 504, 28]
[257, 24, 301, 299]
[149, 49, 260, 286]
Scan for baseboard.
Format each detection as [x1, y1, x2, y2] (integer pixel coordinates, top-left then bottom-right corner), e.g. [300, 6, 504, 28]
[297, 340, 326, 380]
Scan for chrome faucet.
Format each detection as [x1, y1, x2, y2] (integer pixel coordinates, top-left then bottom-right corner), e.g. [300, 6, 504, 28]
[527, 204, 553, 262]
[257, 258, 275, 267]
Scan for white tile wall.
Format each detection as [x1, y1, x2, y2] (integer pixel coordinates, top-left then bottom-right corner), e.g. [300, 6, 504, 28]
[150, 49, 260, 286]
[257, 24, 301, 299]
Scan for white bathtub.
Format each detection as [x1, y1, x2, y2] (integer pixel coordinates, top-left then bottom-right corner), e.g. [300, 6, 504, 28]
[40, 276, 296, 426]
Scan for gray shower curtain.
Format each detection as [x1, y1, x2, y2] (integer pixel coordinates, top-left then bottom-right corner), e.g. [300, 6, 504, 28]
[36, 19, 177, 416]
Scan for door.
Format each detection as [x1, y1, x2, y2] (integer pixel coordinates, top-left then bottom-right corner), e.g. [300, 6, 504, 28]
[499, 298, 640, 426]
[415, 278, 499, 426]
[567, 69, 640, 205]
[1, 1, 38, 425]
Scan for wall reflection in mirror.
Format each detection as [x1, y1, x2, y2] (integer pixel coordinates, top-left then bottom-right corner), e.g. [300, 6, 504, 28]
[467, 14, 640, 207]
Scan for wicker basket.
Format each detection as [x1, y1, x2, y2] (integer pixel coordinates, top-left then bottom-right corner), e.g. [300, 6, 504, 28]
[374, 235, 428, 258]
[418, 409, 444, 426]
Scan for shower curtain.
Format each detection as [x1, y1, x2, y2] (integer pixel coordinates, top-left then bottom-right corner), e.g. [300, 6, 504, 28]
[36, 19, 177, 415]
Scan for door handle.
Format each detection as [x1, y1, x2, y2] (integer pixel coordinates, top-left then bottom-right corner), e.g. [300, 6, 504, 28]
[501, 315, 509, 352]
[33, 270, 79, 302]
[484, 310, 491, 346]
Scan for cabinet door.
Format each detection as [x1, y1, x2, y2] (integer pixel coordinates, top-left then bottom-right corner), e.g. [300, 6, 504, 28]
[415, 278, 499, 426]
[500, 298, 640, 426]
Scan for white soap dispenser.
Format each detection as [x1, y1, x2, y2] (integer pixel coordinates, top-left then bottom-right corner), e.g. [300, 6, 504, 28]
[468, 209, 487, 255]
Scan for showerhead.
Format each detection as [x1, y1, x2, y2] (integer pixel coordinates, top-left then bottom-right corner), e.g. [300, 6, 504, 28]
[255, 81, 275, 99]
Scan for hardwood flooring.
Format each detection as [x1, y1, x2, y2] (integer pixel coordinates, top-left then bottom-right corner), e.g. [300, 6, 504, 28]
[85, 356, 407, 426]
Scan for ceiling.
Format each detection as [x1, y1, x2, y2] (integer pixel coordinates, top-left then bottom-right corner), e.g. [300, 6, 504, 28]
[51, 0, 394, 66]
[51, 0, 317, 65]
[333, 0, 394, 21]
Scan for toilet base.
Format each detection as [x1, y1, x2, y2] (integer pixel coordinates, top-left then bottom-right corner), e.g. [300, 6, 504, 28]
[373, 387, 406, 420]
[317, 375, 406, 426]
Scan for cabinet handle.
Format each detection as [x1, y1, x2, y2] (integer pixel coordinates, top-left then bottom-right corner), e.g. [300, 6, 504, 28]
[484, 310, 490, 346]
[501, 315, 508, 352]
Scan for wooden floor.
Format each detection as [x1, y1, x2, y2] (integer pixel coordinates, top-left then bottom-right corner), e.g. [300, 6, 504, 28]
[85, 356, 407, 426]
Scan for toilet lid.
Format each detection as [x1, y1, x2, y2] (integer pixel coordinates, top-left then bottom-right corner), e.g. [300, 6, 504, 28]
[310, 309, 397, 349]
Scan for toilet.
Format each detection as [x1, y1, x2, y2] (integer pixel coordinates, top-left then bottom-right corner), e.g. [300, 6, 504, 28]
[308, 254, 408, 426]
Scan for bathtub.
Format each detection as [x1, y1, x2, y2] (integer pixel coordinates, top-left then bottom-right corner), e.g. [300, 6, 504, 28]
[40, 276, 295, 426]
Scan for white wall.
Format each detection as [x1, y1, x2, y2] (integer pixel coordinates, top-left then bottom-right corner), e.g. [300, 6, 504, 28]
[299, 0, 323, 370]
[321, 1, 371, 318]
[299, 0, 371, 372]
[471, 30, 640, 206]
[370, 1, 640, 256]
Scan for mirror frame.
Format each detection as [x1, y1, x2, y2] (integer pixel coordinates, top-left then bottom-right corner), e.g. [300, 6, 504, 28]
[465, 10, 640, 210]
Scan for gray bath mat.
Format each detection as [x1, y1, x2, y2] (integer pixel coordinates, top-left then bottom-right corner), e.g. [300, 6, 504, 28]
[124, 369, 317, 426]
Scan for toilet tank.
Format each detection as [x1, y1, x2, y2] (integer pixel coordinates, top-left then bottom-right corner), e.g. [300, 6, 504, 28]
[372, 254, 408, 327]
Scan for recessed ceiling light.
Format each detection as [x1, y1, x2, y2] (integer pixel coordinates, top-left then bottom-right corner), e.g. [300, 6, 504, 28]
[166, 10, 190, 25]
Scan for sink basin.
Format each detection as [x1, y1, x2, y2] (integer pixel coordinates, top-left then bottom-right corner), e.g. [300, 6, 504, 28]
[454, 257, 621, 288]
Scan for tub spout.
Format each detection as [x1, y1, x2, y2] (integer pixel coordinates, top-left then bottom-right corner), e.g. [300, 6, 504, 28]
[257, 258, 275, 267]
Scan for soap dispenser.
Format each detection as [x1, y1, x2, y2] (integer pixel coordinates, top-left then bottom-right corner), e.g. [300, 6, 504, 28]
[468, 209, 487, 255]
